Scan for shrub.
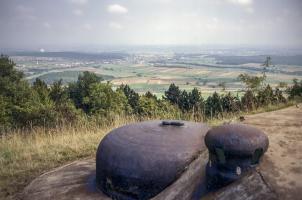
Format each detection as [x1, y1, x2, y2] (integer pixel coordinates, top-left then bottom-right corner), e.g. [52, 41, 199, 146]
[287, 79, 302, 100]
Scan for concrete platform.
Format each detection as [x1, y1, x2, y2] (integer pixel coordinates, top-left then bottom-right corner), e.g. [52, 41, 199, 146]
[202, 167, 277, 200]
[22, 153, 279, 200]
[22, 152, 208, 200]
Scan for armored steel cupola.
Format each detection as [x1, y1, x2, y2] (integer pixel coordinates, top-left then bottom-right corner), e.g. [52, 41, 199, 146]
[96, 120, 209, 200]
[204, 123, 269, 189]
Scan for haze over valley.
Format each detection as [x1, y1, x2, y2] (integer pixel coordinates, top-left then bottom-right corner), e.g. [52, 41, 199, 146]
[5, 46, 302, 97]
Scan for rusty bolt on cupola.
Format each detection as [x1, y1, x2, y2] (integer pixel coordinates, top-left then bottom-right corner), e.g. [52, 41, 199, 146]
[204, 123, 269, 190]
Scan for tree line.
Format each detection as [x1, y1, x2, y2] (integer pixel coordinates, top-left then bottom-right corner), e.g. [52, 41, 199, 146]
[0, 55, 301, 131]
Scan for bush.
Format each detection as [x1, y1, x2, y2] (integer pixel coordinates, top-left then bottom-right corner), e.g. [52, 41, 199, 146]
[119, 84, 140, 114]
[221, 92, 241, 113]
[138, 95, 159, 117]
[0, 95, 11, 129]
[13, 92, 58, 127]
[68, 71, 103, 113]
[205, 92, 223, 118]
[241, 90, 256, 111]
[86, 82, 130, 116]
[287, 79, 302, 100]
[256, 84, 274, 107]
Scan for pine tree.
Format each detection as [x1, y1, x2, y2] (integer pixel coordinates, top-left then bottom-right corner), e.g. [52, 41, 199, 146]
[119, 84, 140, 114]
[164, 83, 181, 105]
[68, 71, 103, 113]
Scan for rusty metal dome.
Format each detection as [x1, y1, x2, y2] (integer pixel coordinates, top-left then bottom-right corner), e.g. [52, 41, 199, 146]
[204, 124, 269, 189]
[96, 120, 209, 200]
[205, 124, 269, 156]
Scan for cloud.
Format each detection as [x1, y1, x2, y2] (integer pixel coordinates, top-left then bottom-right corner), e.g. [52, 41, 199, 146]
[83, 23, 92, 31]
[212, 17, 219, 23]
[155, 0, 174, 3]
[107, 4, 128, 14]
[69, 0, 88, 5]
[109, 22, 123, 29]
[182, 12, 199, 18]
[43, 22, 51, 29]
[73, 9, 84, 16]
[16, 5, 34, 13]
[226, 0, 254, 14]
[15, 5, 37, 21]
[246, 7, 254, 13]
[227, 0, 253, 6]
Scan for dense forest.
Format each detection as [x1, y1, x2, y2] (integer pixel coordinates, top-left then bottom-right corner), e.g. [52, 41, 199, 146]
[0, 55, 302, 132]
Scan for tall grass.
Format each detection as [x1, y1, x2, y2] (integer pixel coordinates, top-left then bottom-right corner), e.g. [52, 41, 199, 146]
[0, 116, 140, 199]
[0, 101, 296, 199]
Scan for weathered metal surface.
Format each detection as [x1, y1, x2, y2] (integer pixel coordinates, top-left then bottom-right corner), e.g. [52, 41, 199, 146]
[152, 151, 208, 200]
[204, 124, 269, 189]
[96, 120, 209, 200]
[205, 124, 269, 156]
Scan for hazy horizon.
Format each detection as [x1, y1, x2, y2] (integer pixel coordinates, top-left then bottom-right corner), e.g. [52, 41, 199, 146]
[1, 0, 302, 50]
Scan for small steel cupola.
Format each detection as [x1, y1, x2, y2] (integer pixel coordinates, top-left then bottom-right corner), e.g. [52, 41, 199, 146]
[96, 120, 209, 200]
[204, 123, 269, 189]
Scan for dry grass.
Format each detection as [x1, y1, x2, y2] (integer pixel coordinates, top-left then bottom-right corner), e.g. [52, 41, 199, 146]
[0, 101, 296, 199]
[0, 116, 138, 199]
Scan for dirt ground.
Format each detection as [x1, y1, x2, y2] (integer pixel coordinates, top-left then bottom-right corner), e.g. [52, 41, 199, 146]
[243, 104, 302, 200]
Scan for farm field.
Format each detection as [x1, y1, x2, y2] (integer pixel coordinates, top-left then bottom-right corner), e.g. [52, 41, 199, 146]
[7, 49, 302, 96]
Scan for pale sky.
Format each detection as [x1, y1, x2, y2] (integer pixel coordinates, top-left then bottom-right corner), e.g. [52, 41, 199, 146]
[0, 0, 301, 50]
